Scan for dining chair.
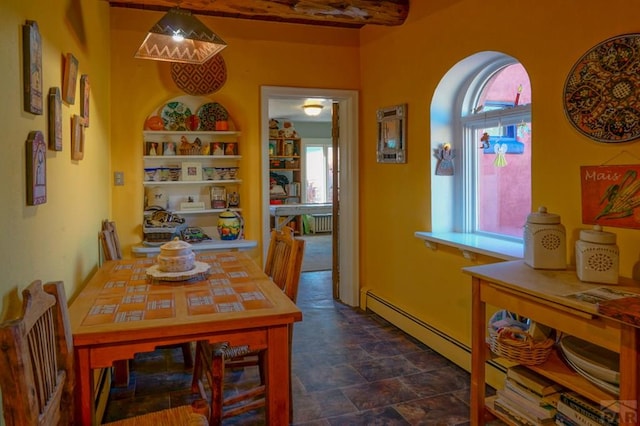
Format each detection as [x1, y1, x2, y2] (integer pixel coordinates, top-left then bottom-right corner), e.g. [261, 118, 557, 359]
[98, 219, 193, 388]
[191, 226, 305, 424]
[100, 219, 123, 263]
[0, 280, 210, 426]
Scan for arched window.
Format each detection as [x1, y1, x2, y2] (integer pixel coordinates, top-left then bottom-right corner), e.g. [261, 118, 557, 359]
[431, 53, 531, 247]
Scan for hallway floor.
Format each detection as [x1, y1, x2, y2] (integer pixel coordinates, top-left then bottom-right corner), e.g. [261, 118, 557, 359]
[102, 270, 483, 425]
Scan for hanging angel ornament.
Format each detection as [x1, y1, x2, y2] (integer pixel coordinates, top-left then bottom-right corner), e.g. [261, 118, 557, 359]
[435, 143, 455, 176]
[480, 132, 490, 149]
[494, 143, 508, 167]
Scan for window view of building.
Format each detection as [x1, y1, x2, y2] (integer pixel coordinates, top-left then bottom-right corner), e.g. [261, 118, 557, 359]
[461, 62, 532, 239]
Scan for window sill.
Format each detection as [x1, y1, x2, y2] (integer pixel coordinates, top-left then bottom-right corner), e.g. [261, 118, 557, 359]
[414, 231, 523, 261]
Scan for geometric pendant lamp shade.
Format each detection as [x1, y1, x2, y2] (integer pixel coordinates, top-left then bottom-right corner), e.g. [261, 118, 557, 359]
[135, 8, 227, 64]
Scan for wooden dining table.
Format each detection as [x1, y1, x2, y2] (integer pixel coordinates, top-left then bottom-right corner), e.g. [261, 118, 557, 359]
[69, 251, 302, 425]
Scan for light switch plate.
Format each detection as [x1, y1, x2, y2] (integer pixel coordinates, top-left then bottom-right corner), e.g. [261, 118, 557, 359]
[114, 171, 124, 186]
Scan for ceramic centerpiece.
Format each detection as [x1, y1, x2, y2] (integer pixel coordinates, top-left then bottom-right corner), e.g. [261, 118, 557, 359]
[157, 237, 195, 272]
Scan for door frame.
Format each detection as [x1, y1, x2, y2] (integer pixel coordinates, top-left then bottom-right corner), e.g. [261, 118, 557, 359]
[260, 86, 359, 306]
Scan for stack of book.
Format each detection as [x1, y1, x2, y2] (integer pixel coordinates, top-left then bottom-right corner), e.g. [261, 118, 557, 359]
[555, 392, 618, 426]
[492, 365, 563, 425]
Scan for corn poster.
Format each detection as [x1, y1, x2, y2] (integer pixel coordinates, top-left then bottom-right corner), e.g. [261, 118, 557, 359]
[581, 164, 640, 229]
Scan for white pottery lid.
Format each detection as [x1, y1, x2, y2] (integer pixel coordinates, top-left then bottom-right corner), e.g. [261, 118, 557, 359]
[160, 237, 192, 253]
[526, 206, 561, 224]
[579, 225, 617, 244]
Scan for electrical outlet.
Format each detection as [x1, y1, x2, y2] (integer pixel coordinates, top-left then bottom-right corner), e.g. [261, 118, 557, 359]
[114, 171, 124, 186]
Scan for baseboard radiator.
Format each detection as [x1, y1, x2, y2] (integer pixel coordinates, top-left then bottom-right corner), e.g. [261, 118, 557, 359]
[363, 290, 507, 388]
[311, 214, 332, 233]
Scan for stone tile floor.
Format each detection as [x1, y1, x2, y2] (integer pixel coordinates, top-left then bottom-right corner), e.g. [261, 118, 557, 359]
[103, 270, 488, 425]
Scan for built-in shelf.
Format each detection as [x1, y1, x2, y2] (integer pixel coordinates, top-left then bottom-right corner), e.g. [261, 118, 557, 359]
[143, 179, 242, 186]
[143, 155, 241, 160]
[132, 239, 257, 257]
[143, 130, 241, 137]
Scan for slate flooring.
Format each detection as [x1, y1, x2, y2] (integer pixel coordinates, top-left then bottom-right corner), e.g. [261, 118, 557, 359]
[102, 270, 482, 425]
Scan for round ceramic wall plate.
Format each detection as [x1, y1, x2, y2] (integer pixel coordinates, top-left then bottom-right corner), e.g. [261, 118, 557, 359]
[161, 101, 192, 131]
[171, 54, 227, 96]
[197, 102, 229, 131]
[563, 33, 640, 143]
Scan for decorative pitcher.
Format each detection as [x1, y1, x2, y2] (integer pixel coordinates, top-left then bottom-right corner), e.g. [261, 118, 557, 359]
[217, 210, 243, 240]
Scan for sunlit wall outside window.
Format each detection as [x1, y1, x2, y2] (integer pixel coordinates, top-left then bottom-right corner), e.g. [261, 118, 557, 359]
[471, 64, 531, 238]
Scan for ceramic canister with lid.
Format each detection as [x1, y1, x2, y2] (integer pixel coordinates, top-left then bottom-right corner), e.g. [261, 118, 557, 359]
[523, 206, 567, 270]
[576, 225, 619, 284]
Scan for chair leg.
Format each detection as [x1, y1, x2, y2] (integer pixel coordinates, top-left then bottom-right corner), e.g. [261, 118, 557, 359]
[191, 342, 204, 395]
[181, 342, 193, 368]
[112, 360, 130, 387]
[209, 344, 226, 426]
[258, 350, 266, 385]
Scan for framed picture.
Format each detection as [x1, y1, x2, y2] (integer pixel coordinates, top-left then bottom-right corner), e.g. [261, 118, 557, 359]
[181, 162, 202, 181]
[376, 104, 407, 164]
[48, 87, 62, 151]
[22, 20, 43, 115]
[211, 142, 224, 156]
[80, 74, 90, 126]
[145, 141, 162, 156]
[71, 115, 85, 160]
[580, 164, 640, 230]
[62, 53, 79, 104]
[163, 141, 177, 156]
[224, 142, 238, 155]
[26, 131, 47, 205]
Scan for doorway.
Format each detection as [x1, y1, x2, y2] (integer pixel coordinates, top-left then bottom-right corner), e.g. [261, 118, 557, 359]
[260, 86, 359, 306]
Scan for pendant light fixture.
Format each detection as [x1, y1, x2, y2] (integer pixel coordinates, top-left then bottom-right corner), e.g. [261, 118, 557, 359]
[303, 104, 324, 117]
[135, 7, 227, 64]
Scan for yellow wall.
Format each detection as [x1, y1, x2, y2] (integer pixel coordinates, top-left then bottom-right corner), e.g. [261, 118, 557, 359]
[0, 0, 111, 419]
[2, 0, 640, 418]
[109, 8, 360, 261]
[358, 0, 640, 355]
[0, 0, 111, 314]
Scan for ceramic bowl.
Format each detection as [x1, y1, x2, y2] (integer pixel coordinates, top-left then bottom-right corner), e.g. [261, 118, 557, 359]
[144, 168, 158, 181]
[226, 167, 239, 179]
[203, 167, 215, 180]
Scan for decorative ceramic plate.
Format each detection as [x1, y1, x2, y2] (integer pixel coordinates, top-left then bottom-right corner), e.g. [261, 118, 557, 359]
[161, 101, 192, 131]
[171, 55, 227, 95]
[564, 33, 640, 143]
[560, 349, 619, 396]
[559, 335, 619, 384]
[197, 102, 229, 131]
[146, 261, 210, 282]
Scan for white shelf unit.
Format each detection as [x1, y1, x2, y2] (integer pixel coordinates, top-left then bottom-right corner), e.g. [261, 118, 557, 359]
[141, 130, 243, 245]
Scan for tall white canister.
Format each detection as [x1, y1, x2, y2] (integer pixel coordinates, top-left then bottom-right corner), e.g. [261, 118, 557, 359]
[146, 186, 168, 210]
[524, 206, 567, 270]
[575, 225, 619, 284]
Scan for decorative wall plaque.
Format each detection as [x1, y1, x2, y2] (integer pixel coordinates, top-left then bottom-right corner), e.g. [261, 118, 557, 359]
[564, 34, 640, 143]
[22, 20, 43, 115]
[26, 131, 46, 205]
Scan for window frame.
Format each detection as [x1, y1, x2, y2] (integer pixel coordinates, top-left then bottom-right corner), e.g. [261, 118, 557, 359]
[459, 104, 532, 240]
[422, 53, 532, 260]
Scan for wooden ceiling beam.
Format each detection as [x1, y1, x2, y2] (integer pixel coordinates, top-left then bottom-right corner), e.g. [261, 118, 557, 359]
[107, 0, 409, 28]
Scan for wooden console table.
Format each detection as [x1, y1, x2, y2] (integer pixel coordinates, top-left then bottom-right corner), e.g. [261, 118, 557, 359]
[463, 260, 640, 426]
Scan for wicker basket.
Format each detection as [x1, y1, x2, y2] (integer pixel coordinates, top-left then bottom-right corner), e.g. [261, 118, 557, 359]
[143, 223, 186, 243]
[179, 146, 201, 155]
[487, 326, 555, 365]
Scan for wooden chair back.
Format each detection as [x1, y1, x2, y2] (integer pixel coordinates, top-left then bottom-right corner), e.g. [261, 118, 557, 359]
[100, 219, 122, 262]
[0, 280, 74, 426]
[263, 226, 305, 303]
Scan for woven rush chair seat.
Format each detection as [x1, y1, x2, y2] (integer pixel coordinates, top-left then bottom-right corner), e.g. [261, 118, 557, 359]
[192, 226, 305, 423]
[103, 403, 208, 426]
